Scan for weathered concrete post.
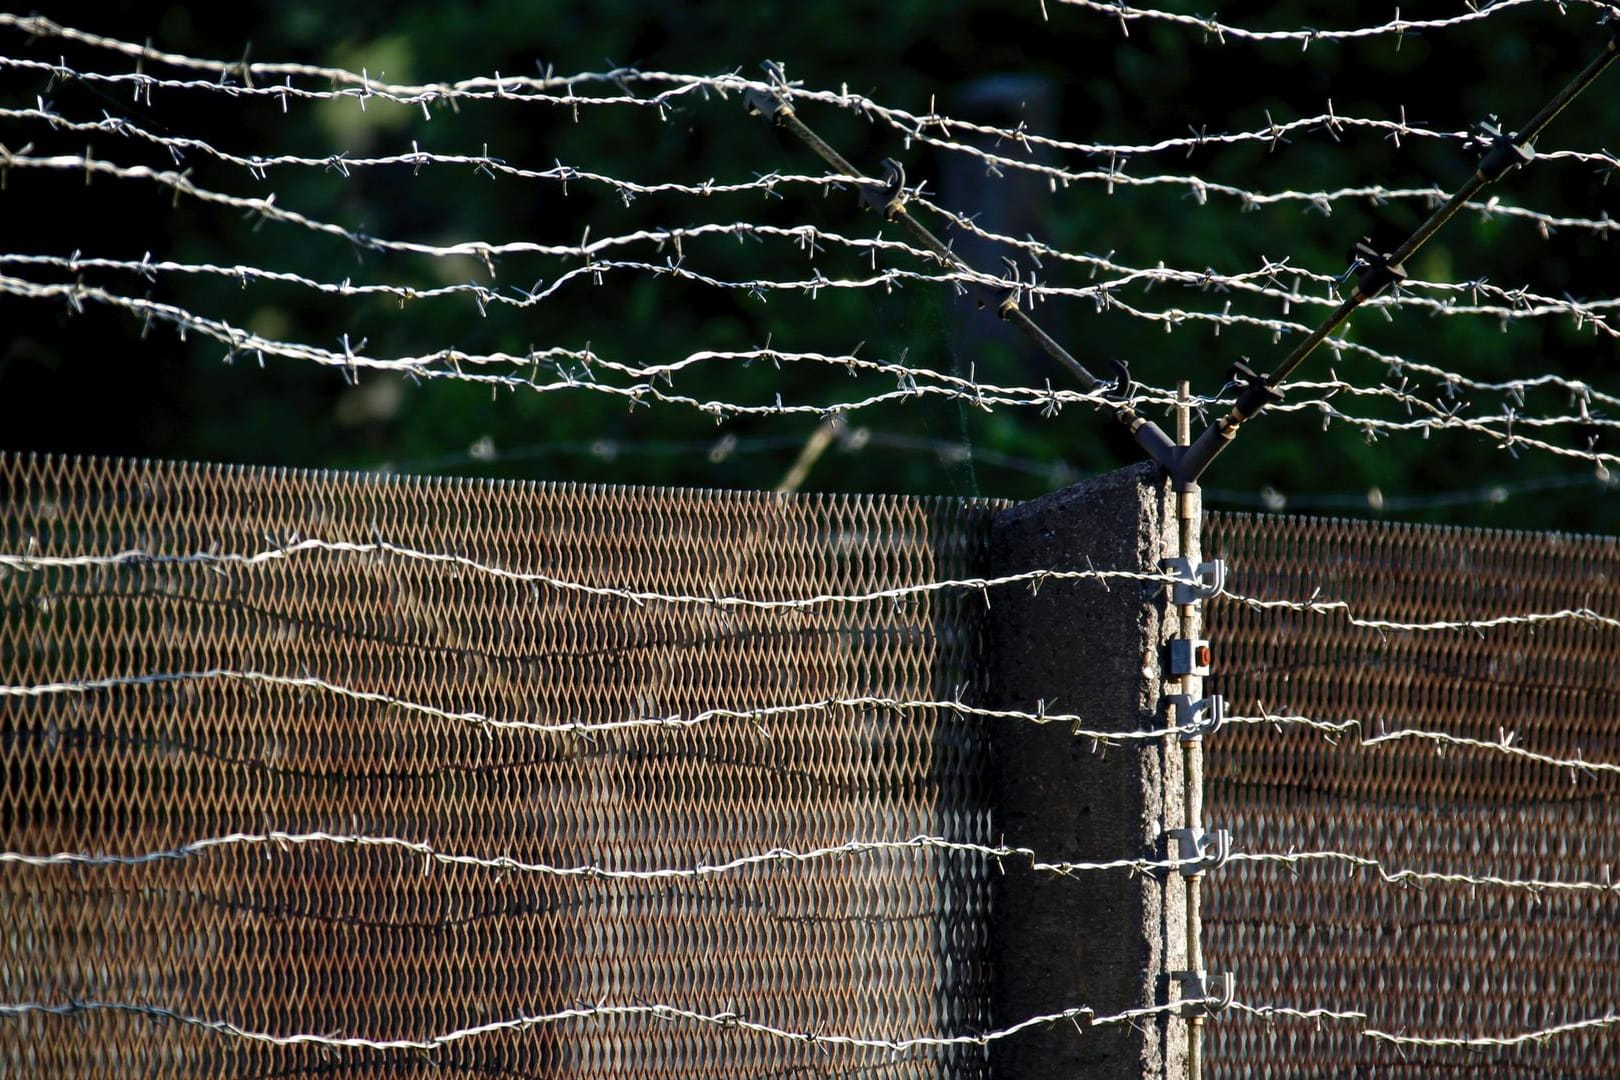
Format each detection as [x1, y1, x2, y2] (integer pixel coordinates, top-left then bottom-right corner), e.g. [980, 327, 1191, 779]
[986, 462, 1188, 1079]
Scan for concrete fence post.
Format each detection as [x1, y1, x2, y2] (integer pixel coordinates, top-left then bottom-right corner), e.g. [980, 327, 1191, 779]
[985, 462, 1188, 1079]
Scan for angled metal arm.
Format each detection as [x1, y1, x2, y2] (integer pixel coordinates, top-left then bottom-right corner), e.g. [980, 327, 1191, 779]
[745, 21, 1618, 490]
[1174, 23, 1619, 489]
[744, 63, 1181, 468]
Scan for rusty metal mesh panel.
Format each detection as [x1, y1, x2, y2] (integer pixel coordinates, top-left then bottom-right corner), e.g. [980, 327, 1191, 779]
[0, 453, 1001, 1078]
[1204, 511, 1620, 1077]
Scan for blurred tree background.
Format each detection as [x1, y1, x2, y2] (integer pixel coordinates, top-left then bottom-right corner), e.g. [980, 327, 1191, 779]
[1, 0, 1616, 531]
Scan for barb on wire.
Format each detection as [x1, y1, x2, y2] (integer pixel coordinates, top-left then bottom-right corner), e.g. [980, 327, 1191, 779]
[1227, 711, 1620, 779]
[0, 535, 1177, 610]
[0, 997, 1190, 1054]
[1230, 1001, 1620, 1052]
[0, 669, 1176, 744]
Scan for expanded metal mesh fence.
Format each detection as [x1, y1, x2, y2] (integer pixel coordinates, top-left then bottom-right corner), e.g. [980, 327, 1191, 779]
[5, 455, 1618, 1078]
[0, 453, 1000, 1078]
[1204, 512, 1620, 1078]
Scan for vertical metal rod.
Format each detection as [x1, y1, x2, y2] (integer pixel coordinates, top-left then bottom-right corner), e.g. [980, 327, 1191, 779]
[1175, 382, 1205, 1080]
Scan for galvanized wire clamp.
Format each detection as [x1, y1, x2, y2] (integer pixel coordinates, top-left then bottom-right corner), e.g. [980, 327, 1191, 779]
[1161, 557, 1226, 605]
[1170, 970, 1236, 1018]
[1165, 693, 1226, 741]
[1166, 827, 1232, 877]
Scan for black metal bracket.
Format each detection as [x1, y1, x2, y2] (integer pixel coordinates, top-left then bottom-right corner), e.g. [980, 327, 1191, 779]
[1346, 238, 1408, 301]
[1474, 121, 1536, 182]
[858, 158, 909, 219]
[1228, 361, 1286, 418]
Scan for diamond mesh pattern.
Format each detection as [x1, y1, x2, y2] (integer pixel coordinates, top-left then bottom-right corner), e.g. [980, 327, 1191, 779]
[1204, 512, 1620, 1077]
[0, 453, 1000, 1078]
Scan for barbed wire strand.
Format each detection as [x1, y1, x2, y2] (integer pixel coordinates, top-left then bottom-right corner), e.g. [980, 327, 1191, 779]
[1230, 1001, 1620, 1050]
[1227, 849, 1620, 895]
[5, 109, 1614, 242]
[6, 12, 1618, 178]
[1226, 593, 1620, 632]
[0, 670, 1173, 744]
[1047, 0, 1599, 45]
[3, 534, 1616, 629]
[0, 997, 1188, 1054]
[15, 268, 1614, 459]
[1227, 711, 1620, 780]
[0, 830, 1200, 879]
[3, 268, 1617, 475]
[5, 96, 1618, 199]
[5, 199, 1616, 339]
[3, 829, 1616, 896]
[0, 536, 1177, 609]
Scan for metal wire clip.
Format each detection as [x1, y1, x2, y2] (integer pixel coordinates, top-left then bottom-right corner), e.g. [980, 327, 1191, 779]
[1166, 827, 1232, 877]
[1161, 557, 1226, 605]
[1165, 693, 1226, 741]
[1170, 970, 1236, 1018]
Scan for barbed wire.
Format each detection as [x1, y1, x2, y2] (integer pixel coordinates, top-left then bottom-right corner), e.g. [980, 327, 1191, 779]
[1225, 593, 1620, 633]
[1049, 0, 1605, 45]
[11, 670, 1620, 776]
[5, 191, 1616, 340]
[0, 272, 1167, 423]
[7, 101, 1615, 245]
[0, 997, 1187, 1054]
[1227, 711, 1620, 780]
[1, 996, 1614, 1056]
[6, 246, 1613, 420]
[7, 267, 1616, 471]
[0, 669, 1174, 744]
[1227, 849, 1620, 895]
[0, 535, 1178, 609]
[7, 89, 1620, 197]
[0, 830, 1202, 880]
[6, 534, 1617, 629]
[5, 141, 1618, 360]
[3, 145, 1615, 388]
[9, 253, 1612, 449]
[906, 196, 1620, 339]
[7, 12, 1618, 180]
[1230, 1002, 1620, 1051]
[0, 104, 868, 201]
[3, 827, 1616, 896]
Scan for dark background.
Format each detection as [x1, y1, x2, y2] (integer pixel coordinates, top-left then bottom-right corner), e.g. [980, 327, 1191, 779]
[2, 1, 1616, 531]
